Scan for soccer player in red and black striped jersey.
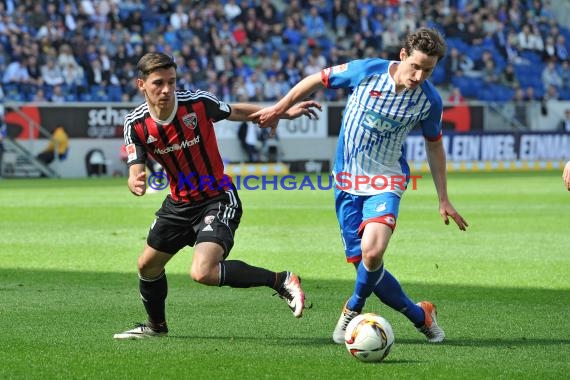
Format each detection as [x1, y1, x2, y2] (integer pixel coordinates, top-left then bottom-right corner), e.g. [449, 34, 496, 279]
[114, 52, 321, 339]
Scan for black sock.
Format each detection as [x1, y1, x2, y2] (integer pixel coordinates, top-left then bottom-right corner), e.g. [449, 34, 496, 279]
[219, 260, 286, 290]
[139, 271, 168, 324]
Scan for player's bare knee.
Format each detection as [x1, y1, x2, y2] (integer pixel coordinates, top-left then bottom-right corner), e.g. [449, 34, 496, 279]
[362, 245, 386, 269]
[138, 261, 163, 279]
[137, 256, 151, 275]
[361, 242, 387, 261]
[189, 264, 212, 284]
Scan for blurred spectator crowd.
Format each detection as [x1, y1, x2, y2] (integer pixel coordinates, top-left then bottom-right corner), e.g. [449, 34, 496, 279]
[0, 0, 569, 104]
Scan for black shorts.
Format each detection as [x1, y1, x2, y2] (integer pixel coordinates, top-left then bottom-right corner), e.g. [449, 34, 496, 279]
[147, 190, 242, 256]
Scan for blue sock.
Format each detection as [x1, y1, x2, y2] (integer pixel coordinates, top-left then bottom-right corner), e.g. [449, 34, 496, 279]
[347, 262, 384, 312]
[372, 269, 425, 326]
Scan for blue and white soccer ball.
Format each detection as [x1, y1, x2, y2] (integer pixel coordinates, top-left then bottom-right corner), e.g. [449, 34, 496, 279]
[345, 313, 395, 363]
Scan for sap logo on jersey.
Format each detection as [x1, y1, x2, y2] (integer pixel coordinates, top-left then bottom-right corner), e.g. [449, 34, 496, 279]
[362, 111, 402, 132]
[154, 136, 200, 155]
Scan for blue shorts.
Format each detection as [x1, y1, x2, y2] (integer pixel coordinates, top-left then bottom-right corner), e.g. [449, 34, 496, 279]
[334, 188, 401, 263]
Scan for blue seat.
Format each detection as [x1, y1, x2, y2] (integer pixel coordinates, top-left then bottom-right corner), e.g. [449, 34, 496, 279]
[3, 83, 21, 100]
[107, 85, 123, 102]
[559, 89, 570, 100]
[90, 85, 109, 102]
[465, 45, 486, 61]
[43, 84, 54, 100]
[520, 50, 541, 64]
[447, 37, 469, 54]
[481, 84, 514, 102]
[79, 92, 93, 101]
[452, 76, 482, 98]
[494, 54, 507, 71]
[64, 93, 78, 101]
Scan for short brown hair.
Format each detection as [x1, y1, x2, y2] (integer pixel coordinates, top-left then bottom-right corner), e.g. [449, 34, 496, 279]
[404, 28, 447, 61]
[136, 52, 177, 79]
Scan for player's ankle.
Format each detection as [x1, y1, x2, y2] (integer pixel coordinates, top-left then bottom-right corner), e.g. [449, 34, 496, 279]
[148, 320, 168, 332]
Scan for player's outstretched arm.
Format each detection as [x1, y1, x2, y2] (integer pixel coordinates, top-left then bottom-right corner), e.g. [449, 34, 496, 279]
[230, 100, 322, 137]
[229, 101, 321, 122]
[128, 164, 147, 196]
[250, 72, 325, 127]
[267, 100, 322, 137]
[281, 100, 322, 120]
[425, 139, 468, 231]
[563, 160, 570, 191]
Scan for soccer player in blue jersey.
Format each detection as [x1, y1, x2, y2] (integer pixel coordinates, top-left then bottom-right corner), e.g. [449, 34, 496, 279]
[114, 52, 320, 339]
[252, 28, 468, 343]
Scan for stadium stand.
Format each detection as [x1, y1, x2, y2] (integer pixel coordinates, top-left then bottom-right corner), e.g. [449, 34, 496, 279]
[0, 0, 569, 104]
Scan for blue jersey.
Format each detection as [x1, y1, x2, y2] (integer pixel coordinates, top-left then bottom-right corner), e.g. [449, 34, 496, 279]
[322, 58, 443, 196]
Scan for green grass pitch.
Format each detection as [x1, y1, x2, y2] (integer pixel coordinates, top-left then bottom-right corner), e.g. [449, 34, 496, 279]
[1, 171, 569, 379]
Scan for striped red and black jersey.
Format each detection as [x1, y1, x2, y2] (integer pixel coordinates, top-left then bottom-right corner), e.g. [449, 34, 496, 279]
[123, 89, 233, 203]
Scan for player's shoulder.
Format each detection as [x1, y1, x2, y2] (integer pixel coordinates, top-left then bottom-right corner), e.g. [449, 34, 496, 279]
[419, 80, 442, 105]
[124, 102, 148, 126]
[348, 57, 390, 72]
[176, 89, 220, 103]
